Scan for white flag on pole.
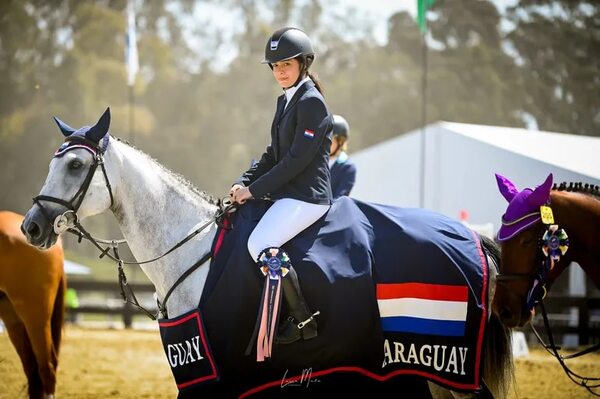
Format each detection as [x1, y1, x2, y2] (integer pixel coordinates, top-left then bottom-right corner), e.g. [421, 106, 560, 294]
[126, 0, 139, 86]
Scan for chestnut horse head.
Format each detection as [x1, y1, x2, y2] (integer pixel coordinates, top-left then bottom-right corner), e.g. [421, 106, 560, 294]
[492, 173, 600, 327]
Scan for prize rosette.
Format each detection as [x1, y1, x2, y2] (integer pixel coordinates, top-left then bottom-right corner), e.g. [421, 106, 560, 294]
[541, 224, 569, 262]
[258, 247, 290, 279]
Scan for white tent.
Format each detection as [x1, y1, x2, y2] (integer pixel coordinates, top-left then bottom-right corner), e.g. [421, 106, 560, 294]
[351, 121, 600, 231]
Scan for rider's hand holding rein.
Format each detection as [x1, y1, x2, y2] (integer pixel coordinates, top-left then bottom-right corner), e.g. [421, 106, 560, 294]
[230, 184, 252, 204]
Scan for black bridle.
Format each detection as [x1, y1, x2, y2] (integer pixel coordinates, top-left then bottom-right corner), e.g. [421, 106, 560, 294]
[496, 208, 566, 312]
[496, 206, 599, 396]
[34, 135, 114, 234]
[495, 225, 548, 312]
[34, 134, 237, 319]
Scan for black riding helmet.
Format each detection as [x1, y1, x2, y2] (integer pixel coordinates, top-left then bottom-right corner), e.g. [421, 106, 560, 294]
[263, 28, 315, 88]
[262, 27, 314, 64]
[332, 115, 350, 139]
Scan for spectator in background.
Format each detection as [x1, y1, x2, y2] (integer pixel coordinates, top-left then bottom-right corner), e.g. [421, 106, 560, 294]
[329, 114, 357, 199]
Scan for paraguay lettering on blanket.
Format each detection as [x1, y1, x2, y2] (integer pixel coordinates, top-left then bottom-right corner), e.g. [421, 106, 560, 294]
[377, 283, 468, 336]
[159, 309, 219, 390]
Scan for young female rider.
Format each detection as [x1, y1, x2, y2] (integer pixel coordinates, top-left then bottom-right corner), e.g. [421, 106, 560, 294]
[229, 27, 333, 345]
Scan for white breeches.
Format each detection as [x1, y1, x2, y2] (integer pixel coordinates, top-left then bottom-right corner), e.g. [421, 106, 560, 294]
[247, 198, 330, 262]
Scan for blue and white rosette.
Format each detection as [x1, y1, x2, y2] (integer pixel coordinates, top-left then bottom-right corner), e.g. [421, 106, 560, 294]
[258, 247, 290, 279]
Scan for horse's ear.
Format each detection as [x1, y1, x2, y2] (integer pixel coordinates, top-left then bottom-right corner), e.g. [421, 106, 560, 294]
[53, 116, 76, 137]
[527, 173, 553, 207]
[86, 107, 111, 143]
[495, 173, 519, 203]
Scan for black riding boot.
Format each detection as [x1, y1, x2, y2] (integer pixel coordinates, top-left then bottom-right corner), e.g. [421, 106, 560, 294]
[276, 266, 319, 345]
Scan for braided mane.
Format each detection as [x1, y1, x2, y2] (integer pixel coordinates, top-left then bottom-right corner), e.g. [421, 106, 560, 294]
[552, 181, 600, 198]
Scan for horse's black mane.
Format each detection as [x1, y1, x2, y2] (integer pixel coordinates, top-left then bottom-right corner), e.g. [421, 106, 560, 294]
[552, 181, 600, 198]
[114, 136, 219, 206]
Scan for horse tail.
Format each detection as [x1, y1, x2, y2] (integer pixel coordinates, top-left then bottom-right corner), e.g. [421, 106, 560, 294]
[479, 234, 514, 399]
[51, 267, 66, 363]
[482, 312, 513, 398]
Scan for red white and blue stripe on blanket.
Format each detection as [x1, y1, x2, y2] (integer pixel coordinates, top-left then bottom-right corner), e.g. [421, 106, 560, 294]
[377, 282, 468, 337]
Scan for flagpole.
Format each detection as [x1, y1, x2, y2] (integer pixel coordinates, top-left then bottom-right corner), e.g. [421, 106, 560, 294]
[417, 0, 430, 209]
[126, 0, 139, 145]
[419, 31, 427, 209]
[129, 82, 135, 145]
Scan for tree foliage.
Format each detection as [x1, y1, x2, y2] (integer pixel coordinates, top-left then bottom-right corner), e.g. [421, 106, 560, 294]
[0, 0, 597, 258]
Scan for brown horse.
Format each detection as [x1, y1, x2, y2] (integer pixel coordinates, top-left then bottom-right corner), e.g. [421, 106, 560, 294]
[492, 173, 600, 328]
[0, 211, 65, 399]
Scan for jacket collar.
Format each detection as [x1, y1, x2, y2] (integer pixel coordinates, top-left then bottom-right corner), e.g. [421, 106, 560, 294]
[329, 151, 349, 168]
[336, 151, 349, 164]
[279, 79, 315, 120]
[283, 76, 311, 106]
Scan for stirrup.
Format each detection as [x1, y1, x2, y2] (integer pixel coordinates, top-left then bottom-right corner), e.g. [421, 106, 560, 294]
[276, 265, 319, 344]
[276, 311, 320, 345]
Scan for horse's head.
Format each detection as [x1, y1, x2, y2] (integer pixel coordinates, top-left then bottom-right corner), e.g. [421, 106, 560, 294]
[492, 173, 556, 327]
[22, 108, 114, 249]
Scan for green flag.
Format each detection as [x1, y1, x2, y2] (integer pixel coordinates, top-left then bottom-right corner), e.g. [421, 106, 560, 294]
[417, 0, 435, 33]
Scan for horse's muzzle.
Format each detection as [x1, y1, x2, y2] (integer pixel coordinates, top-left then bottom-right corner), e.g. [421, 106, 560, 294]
[22, 207, 59, 249]
[496, 298, 532, 328]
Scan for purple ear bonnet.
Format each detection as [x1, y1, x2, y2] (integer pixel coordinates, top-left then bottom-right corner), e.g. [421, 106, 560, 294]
[495, 173, 553, 241]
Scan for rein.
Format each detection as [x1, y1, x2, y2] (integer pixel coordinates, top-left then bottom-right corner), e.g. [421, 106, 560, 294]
[530, 302, 600, 396]
[66, 201, 235, 319]
[35, 134, 237, 319]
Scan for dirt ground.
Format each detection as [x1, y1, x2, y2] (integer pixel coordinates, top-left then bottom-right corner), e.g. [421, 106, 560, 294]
[0, 326, 598, 399]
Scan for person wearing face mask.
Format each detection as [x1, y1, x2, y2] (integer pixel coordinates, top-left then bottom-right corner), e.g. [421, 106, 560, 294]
[229, 27, 333, 349]
[329, 114, 357, 199]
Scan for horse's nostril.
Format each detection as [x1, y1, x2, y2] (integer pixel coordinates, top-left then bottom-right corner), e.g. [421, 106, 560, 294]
[27, 221, 42, 240]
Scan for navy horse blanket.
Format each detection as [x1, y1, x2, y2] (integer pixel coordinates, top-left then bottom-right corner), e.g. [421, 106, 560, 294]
[162, 197, 490, 398]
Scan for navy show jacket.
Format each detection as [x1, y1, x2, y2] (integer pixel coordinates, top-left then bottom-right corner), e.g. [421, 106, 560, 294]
[330, 152, 357, 199]
[236, 80, 333, 205]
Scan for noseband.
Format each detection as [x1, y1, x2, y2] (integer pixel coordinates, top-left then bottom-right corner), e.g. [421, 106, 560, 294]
[33, 134, 114, 233]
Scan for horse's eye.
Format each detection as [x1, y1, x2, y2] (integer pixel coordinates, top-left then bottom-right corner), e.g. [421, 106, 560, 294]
[69, 160, 83, 170]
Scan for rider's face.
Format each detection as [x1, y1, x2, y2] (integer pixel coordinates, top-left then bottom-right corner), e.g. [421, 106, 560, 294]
[272, 59, 301, 89]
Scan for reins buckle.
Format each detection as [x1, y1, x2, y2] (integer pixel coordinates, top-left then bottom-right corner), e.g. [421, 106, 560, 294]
[297, 311, 320, 330]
